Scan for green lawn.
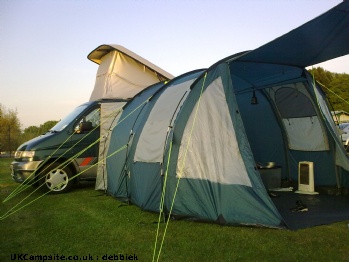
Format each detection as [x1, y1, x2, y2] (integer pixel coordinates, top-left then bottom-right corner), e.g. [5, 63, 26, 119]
[1, 157, 349, 261]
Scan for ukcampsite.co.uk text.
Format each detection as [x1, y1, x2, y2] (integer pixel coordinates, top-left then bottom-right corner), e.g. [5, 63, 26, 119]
[10, 253, 139, 261]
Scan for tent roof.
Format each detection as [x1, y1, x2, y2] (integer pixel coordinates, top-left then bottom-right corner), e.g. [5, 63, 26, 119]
[236, 1, 349, 67]
[88, 44, 174, 80]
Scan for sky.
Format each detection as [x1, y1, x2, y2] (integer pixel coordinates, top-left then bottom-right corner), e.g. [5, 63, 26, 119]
[0, 0, 348, 129]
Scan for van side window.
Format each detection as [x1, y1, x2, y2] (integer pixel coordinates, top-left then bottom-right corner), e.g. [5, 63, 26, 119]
[74, 108, 100, 132]
[85, 108, 100, 127]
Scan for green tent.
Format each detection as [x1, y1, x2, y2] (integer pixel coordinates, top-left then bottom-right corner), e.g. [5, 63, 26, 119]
[100, 1, 349, 228]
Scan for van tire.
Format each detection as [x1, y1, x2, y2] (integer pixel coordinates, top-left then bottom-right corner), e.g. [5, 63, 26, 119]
[38, 163, 73, 194]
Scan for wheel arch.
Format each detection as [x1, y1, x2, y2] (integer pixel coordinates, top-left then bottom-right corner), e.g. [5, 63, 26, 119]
[35, 157, 79, 185]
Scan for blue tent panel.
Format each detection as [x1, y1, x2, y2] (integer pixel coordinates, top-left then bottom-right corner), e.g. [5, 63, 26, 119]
[238, 1, 349, 67]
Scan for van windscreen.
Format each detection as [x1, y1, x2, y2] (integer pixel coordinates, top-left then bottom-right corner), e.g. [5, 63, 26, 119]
[50, 104, 89, 132]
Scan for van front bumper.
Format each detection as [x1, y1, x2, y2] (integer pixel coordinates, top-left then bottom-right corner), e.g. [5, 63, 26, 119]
[11, 160, 43, 184]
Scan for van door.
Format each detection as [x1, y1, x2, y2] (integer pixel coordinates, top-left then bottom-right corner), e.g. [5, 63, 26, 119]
[71, 106, 101, 179]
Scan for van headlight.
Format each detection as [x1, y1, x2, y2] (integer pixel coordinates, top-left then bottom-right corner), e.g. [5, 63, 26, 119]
[14, 151, 35, 159]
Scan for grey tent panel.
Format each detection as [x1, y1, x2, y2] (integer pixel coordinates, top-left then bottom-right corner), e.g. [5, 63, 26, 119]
[177, 76, 251, 187]
[134, 79, 194, 163]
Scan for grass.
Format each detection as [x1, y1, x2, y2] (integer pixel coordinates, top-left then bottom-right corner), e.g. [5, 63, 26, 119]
[1, 157, 349, 261]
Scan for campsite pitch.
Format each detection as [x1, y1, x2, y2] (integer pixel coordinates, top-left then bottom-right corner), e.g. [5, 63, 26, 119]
[1, 158, 349, 261]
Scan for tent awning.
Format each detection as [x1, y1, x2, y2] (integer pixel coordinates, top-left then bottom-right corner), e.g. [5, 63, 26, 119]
[236, 1, 349, 67]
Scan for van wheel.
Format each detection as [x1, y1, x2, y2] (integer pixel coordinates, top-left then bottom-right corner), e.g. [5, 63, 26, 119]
[39, 163, 73, 193]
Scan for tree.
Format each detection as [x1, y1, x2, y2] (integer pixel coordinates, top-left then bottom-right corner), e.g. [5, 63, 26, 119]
[20, 120, 59, 144]
[0, 104, 21, 155]
[308, 67, 349, 112]
[39, 120, 59, 134]
[308, 67, 334, 87]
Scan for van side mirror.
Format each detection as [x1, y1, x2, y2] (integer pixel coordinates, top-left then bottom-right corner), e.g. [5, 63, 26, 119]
[77, 121, 93, 133]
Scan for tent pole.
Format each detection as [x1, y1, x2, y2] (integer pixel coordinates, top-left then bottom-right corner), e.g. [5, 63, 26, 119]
[335, 165, 342, 195]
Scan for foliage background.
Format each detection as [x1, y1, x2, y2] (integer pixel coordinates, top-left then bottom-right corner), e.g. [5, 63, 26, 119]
[308, 67, 349, 112]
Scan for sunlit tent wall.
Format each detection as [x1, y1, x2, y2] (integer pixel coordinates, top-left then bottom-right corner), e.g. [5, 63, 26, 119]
[101, 1, 349, 228]
[106, 70, 206, 211]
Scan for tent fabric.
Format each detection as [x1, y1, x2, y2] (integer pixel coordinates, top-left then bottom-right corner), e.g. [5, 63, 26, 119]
[229, 62, 305, 93]
[88, 45, 173, 101]
[236, 86, 288, 176]
[281, 117, 328, 151]
[89, 51, 169, 101]
[122, 78, 200, 210]
[95, 102, 126, 190]
[104, 61, 349, 228]
[104, 82, 167, 196]
[177, 76, 251, 187]
[165, 63, 283, 227]
[236, 1, 349, 67]
[268, 83, 329, 151]
[274, 86, 317, 118]
[98, 2, 349, 229]
[312, 79, 349, 172]
[106, 70, 205, 210]
[88, 44, 174, 80]
[134, 79, 193, 163]
[229, 60, 346, 185]
[272, 191, 349, 230]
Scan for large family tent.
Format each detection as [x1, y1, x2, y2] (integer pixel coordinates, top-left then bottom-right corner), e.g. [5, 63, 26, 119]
[99, 1, 349, 228]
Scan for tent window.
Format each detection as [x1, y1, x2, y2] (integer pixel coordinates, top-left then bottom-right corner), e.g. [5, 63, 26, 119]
[275, 87, 316, 118]
[271, 84, 329, 151]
